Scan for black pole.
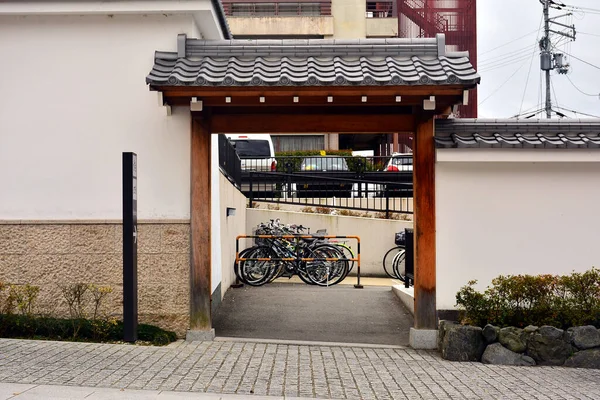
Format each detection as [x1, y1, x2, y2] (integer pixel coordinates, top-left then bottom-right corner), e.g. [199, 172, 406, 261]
[123, 152, 138, 342]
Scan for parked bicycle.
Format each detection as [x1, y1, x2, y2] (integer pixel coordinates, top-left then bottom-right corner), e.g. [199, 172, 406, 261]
[382, 230, 408, 282]
[235, 219, 352, 287]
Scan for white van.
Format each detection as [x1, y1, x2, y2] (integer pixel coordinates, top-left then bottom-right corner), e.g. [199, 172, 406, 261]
[225, 134, 276, 172]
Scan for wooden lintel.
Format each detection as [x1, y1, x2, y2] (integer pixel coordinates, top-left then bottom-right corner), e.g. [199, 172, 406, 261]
[190, 117, 212, 331]
[210, 113, 415, 134]
[193, 95, 430, 108]
[155, 85, 468, 99]
[413, 114, 437, 330]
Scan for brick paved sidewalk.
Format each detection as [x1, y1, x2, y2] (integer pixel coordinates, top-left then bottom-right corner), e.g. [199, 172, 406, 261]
[1, 338, 599, 400]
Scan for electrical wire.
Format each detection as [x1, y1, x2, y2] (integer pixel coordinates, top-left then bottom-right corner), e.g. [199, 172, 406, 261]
[555, 106, 600, 118]
[579, 31, 600, 37]
[479, 53, 539, 73]
[519, 15, 544, 116]
[479, 59, 531, 106]
[479, 45, 537, 66]
[566, 75, 599, 96]
[479, 28, 541, 56]
[561, 51, 600, 71]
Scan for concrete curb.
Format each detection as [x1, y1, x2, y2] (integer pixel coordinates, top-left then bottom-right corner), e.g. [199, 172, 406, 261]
[391, 284, 414, 315]
[214, 336, 408, 349]
[0, 382, 326, 399]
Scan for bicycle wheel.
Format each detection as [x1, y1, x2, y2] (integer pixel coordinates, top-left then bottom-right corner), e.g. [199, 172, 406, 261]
[234, 247, 256, 283]
[392, 249, 407, 282]
[383, 246, 405, 279]
[305, 245, 348, 287]
[332, 243, 355, 273]
[239, 246, 277, 286]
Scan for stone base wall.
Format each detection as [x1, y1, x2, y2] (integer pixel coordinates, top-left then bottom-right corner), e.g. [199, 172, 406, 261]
[0, 221, 190, 337]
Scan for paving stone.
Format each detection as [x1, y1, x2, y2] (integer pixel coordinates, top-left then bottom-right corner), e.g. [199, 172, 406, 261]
[1, 338, 600, 399]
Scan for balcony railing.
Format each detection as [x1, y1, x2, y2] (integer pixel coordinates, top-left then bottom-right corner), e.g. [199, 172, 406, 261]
[222, 0, 332, 16]
[366, 0, 395, 18]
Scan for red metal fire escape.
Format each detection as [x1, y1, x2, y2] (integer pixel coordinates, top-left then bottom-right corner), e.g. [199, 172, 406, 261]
[397, 0, 477, 117]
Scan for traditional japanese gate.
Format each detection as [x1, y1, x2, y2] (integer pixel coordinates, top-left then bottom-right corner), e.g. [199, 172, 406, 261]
[146, 33, 479, 347]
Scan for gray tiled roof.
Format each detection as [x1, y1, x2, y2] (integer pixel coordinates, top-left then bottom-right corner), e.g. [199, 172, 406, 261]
[435, 119, 600, 149]
[146, 34, 479, 87]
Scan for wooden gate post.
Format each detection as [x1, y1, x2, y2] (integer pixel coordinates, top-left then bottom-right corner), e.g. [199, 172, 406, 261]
[188, 116, 213, 339]
[413, 115, 437, 333]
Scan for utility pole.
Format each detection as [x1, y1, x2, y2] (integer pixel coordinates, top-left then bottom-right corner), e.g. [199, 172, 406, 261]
[539, 0, 576, 118]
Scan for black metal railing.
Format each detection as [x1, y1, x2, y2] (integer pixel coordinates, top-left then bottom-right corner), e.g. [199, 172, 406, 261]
[240, 155, 414, 216]
[218, 134, 242, 188]
[366, 0, 395, 18]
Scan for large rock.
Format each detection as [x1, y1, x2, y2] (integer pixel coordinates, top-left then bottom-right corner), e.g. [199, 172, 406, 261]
[442, 325, 486, 362]
[567, 326, 600, 350]
[499, 327, 527, 353]
[482, 343, 536, 366]
[564, 348, 600, 369]
[438, 320, 458, 351]
[527, 326, 573, 366]
[482, 324, 500, 344]
[523, 325, 538, 334]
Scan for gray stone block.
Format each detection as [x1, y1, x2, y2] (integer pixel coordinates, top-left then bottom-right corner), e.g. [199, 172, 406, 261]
[499, 327, 527, 353]
[526, 325, 573, 366]
[567, 326, 600, 350]
[482, 343, 536, 366]
[438, 320, 458, 350]
[185, 329, 215, 342]
[409, 328, 438, 350]
[482, 324, 500, 344]
[442, 325, 486, 362]
[564, 348, 600, 369]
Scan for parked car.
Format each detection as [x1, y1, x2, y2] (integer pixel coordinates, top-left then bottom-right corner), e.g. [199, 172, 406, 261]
[283, 156, 353, 198]
[376, 153, 413, 197]
[226, 134, 277, 195]
[383, 153, 413, 172]
[225, 134, 276, 172]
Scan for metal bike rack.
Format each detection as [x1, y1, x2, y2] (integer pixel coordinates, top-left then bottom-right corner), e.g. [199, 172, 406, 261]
[235, 234, 363, 288]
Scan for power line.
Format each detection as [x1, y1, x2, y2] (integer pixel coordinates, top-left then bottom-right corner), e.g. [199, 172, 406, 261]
[479, 45, 536, 65]
[562, 51, 600, 70]
[579, 31, 600, 37]
[479, 53, 538, 73]
[479, 29, 540, 56]
[520, 15, 544, 116]
[555, 105, 600, 118]
[566, 75, 599, 96]
[479, 59, 531, 106]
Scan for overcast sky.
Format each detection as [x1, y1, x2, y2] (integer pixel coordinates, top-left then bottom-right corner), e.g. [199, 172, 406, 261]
[477, 0, 600, 119]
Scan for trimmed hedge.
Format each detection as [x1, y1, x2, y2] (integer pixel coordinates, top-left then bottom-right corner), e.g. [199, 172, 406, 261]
[274, 150, 383, 173]
[0, 314, 177, 346]
[456, 268, 600, 329]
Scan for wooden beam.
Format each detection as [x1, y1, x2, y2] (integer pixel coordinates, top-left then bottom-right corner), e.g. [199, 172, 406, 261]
[210, 113, 415, 134]
[188, 95, 435, 108]
[413, 115, 437, 330]
[154, 85, 469, 99]
[190, 117, 212, 331]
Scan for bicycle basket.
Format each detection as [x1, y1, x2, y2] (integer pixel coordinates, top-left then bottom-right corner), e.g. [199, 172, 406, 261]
[394, 231, 406, 246]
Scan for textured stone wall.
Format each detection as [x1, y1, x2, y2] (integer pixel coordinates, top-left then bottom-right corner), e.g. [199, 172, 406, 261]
[0, 221, 190, 337]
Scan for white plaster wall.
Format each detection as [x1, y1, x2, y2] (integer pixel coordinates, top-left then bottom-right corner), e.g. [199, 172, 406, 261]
[436, 155, 600, 310]
[219, 175, 247, 298]
[0, 14, 198, 220]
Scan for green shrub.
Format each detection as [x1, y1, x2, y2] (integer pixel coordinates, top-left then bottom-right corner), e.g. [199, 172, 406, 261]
[0, 314, 177, 345]
[274, 150, 380, 173]
[455, 268, 600, 329]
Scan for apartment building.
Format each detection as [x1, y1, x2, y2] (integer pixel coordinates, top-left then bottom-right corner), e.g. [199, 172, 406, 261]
[221, 0, 476, 153]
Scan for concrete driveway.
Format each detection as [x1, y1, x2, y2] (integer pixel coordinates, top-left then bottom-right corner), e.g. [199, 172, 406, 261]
[212, 283, 413, 346]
